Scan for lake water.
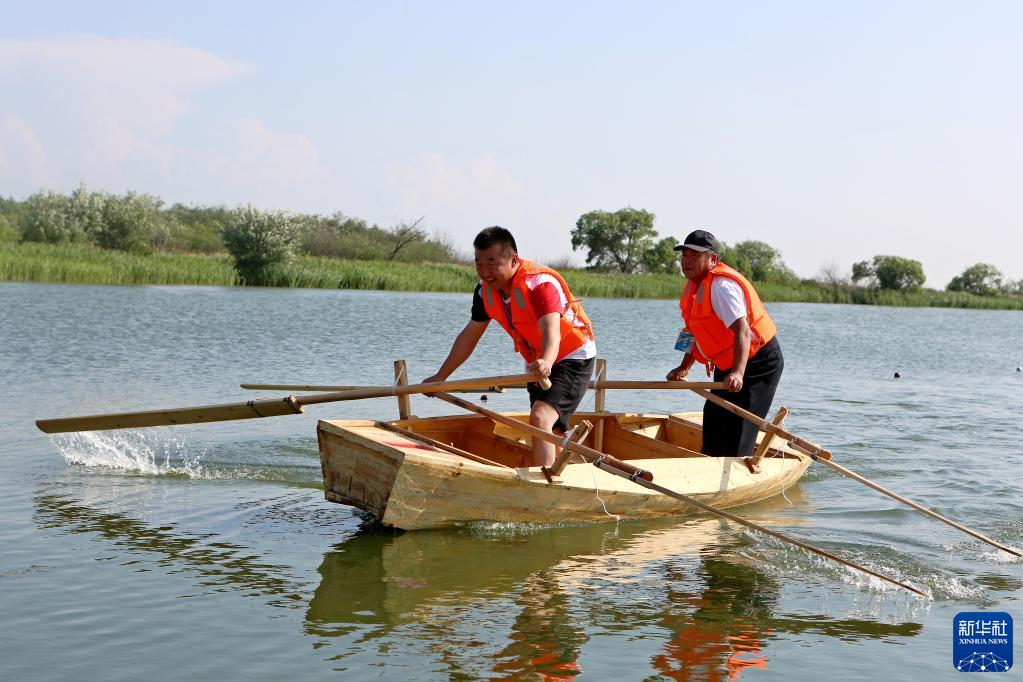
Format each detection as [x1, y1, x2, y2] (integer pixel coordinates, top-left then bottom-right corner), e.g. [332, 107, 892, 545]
[1, 281, 1020, 680]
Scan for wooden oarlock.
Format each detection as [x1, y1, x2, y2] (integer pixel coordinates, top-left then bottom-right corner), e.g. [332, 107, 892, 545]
[593, 359, 607, 452]
[689, 386, 1022, 558]
[541, 420, 594, 483]
[393, 360, 412, 420]
[745, 406, 789, 474]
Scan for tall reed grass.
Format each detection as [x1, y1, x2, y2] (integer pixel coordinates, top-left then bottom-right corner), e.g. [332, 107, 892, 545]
[3, 242, 1021, 310]
[0, 242, 237, 285]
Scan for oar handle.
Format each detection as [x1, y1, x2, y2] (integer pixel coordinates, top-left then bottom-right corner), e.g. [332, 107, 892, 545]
[294, 373, 547, 406]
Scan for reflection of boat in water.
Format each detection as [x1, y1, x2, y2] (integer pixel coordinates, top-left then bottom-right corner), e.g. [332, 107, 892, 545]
[317, 411, 811, 530]
[31, 485, 921, 680]
[32, 488, 304, 601]
[305, 514, 922, 679]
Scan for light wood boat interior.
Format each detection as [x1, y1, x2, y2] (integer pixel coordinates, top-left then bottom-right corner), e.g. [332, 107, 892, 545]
[388, 413, 791, 469]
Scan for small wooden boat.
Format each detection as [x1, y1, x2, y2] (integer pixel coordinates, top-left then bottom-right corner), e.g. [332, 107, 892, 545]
[42, 360, 994, 590]
[317, 411, 810, 530]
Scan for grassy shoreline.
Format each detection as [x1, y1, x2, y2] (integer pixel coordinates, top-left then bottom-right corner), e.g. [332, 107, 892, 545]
[2, 241, 1021, 310]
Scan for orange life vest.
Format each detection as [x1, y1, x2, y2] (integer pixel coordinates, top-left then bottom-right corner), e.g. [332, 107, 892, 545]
[481, 260, 595, 363]
[679, 262, 777, 371]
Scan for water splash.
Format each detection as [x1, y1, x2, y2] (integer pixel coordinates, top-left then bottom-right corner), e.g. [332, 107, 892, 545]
[741, 529, 939, 603]
[979, 548, 1023, 564]
[53, 431, 207, 478]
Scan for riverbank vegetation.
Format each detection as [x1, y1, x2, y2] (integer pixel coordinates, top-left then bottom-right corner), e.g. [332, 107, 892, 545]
[4, 241, 1022, 310]
[2, 189, 1022, 310]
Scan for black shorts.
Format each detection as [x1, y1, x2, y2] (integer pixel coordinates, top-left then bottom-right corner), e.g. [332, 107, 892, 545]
[527, 357, 595, 433]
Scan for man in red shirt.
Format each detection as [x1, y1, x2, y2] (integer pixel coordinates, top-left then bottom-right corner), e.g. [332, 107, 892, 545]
[424, 226, 596, 467]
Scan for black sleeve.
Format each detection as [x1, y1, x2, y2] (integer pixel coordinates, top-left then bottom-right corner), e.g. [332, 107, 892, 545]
[471, 283, 490, 322]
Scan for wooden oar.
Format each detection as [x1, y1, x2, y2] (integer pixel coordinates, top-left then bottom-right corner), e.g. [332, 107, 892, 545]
[591, 458, 927, 596]
[240, 383, 509, 393]
[239, 379, 725, 392]
[590, 380, 725, 390]
[688, 386, 1022, 558]
[433, 391, 925, 596]
[35, 374, 548, 434]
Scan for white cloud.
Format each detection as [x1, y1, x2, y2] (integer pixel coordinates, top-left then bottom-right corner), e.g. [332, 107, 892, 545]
[0, 115, 48, 194]
[0, 36, 248, 165]
[387, 154, 545, 252]
[131, 117, 328, 209]
[0, 35, 328, 205]
[394, 154, 526, 219]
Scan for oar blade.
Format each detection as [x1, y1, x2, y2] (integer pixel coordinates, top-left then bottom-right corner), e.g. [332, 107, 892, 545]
[36, 397, 303, 434]
[36, 373, 538, 434]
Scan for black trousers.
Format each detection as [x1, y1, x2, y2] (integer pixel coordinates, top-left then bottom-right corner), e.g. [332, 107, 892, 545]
[701, 337, 784, 457]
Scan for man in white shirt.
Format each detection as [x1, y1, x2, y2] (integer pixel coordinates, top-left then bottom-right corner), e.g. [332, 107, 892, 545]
[666, 230, 784, 456]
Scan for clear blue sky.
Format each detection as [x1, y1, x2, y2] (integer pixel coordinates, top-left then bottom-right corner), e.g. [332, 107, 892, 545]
[2, 1, 1020, 286]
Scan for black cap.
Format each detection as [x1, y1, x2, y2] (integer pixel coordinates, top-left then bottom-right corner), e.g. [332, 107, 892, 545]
[673, 229, 720, 253]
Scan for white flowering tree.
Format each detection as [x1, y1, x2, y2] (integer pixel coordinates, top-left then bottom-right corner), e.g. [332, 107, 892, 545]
[221, 206, 298, 285]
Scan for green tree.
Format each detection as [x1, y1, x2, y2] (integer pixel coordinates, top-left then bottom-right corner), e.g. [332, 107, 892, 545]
[571, 207, 656, 273]
[0, 214, 18, 243]
[158, 203, 229, 253]
[730, 240, 797, 282]
[21, 186, 106, 244]
[66, 184, 107, 241]
[851, 255, 925, 291]
[22, 191, 73, 243]
[0, 196, 28, 238]
[851, 260, 873, 285]
[642, 236, 679, 274]
[946, 263, 1003, 296]
[221, 206, 298, 285]
[98, 192, 162, 253]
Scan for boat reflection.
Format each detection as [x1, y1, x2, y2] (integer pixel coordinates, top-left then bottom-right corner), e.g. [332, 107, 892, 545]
[33, 489, 305, 601]
[31, 480, 921, 680]
[306, 490, 922, 679]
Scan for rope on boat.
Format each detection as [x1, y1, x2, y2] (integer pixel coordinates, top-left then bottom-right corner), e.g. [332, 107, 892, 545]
[779, 464, 792, 504]
[392, 363, 406, 395]
[573, 452, 620, 522]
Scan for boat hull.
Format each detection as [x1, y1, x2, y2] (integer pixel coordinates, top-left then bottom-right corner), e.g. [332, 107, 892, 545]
[317, 412, 810, 530]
